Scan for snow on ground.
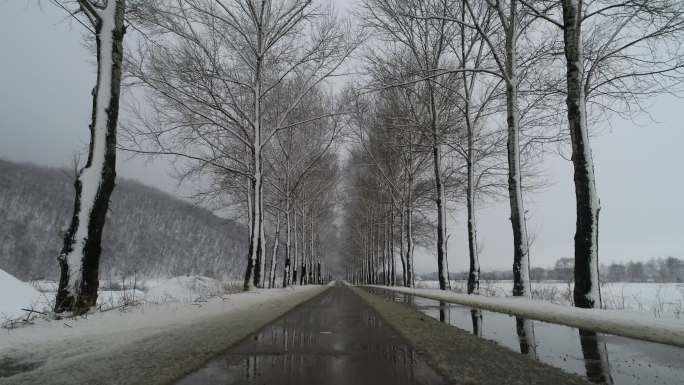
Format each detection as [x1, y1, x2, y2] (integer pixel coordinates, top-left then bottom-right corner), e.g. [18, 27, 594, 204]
[0, 269, 50, 321]
[0, 270, 244, 327]
[143, 276, 234, 303]
[0, 285, 327, 385]
[371, 285, 684, 348]
[417, 279, 684, 319]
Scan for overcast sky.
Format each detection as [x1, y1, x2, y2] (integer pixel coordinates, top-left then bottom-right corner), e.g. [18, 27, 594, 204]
[1, 1, 682, 274]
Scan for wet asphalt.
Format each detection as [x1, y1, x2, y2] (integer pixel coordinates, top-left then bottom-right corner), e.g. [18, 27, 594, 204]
[174, 284, 448, 385]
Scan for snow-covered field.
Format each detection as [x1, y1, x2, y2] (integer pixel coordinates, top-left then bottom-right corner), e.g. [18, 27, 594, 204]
[416, 279, 684, 319]
[0, 268, 242, 327]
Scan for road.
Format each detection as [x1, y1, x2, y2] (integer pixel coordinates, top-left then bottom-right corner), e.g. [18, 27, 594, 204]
[175, 284, 447, 385]
[174, 284, 591, 385]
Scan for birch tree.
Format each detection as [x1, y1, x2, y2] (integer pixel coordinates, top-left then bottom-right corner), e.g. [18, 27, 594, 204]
[396, 0, 560, 297]
[54, 0, 126, 315]
[521, 0, 684, 308]
[124, 0, 355, 290]
[361, 0, 464, 289]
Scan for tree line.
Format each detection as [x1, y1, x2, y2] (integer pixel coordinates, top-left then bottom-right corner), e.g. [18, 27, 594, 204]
[340, 0, 684, 312]
[27, 0, 684, 315]
[423, 256, 684, 283]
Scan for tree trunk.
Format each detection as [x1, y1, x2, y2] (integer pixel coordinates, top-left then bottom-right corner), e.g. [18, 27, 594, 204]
[432, 141, 449, 290]
[55, 0, 126, 315]
[244, 39, 265, 290]
[257, 184, 266, 288]
[269, 211, 281, 288]
[466, 147, 480, 294]
[309, 214, 315, 284]
[283, 196, 291, 287]
[399, 206, 407, 286]
[461, 11, 480, 295]
[505, 0, 532, 298]
[300, 206, 306, 285]
[382, 215, 388, 285]
[390, 202, 396, 286]
[561, 0, 602, 309]
[244, 177, 256, 290]
[429, 81, 449, 290]
[405, 204, 414, 287]
[292, 207, 298, 285]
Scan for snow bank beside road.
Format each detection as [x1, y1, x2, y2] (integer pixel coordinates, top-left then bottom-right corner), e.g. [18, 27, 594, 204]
[143, 276, 234, 303]
[369, 285, 684, 348]
[1, 285, 327, 385]
[1, 272, 240, 326]
[417, 279, 684, 319]
[0, 269, 48, 320]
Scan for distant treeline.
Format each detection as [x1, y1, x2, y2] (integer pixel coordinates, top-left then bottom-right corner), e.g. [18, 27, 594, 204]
[0, 159, 247, 280]
[420, 257, 684, 283]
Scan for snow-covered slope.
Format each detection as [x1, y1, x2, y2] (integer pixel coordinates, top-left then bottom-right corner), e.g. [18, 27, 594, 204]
[0, 268, 47, 320]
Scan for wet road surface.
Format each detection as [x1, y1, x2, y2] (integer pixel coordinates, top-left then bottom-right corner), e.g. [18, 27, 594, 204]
[175, 285, 448, 385]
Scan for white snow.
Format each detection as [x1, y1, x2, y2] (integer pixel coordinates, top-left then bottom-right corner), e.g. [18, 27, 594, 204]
[0, 273, 243, 326]
[370, 285, 684, 348]
[0, 269, 49, 321]
[417, 279, 684, 318]
[143, 276, 230, 303]
[1, 285, 327, 384]
[64, 0, 119, 296]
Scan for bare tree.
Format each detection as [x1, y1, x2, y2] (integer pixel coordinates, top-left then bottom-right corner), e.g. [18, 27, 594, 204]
[54, 0, 126, 315]
[521, 0, 684, 308]
[361, 0, 467, 290]
[124, 0, 355, 290]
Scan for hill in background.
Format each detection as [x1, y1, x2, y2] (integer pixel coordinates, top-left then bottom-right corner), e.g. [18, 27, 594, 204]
[0, 159, 247, 281]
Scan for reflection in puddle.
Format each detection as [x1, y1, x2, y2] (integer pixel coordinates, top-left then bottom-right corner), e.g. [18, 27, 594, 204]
[366, 287, 684, 385]
[516, 317, 538, 360]
[471, 309, 483, 337]
[579, 330, 614, 385]
[176, 286, 447, 385]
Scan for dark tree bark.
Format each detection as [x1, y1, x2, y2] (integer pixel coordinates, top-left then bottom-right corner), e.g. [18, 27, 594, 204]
[55, 0, 126, 315]
[561, 0, 602, 309]
[503, 0, 532, 298]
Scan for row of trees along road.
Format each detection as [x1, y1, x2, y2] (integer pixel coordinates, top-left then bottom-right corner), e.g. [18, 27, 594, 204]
[341, 0, 684, 310]
[43, 0, 683, 315]
[48, 0, 356, 315]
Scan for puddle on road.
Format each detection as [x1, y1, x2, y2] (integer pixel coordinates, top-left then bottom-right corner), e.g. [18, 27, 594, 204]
[175, 286, 447, 385]
[366, 287, 684, 385]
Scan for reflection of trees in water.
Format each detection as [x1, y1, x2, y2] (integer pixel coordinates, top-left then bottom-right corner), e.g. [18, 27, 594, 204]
[239, 335, 423, 383]
[439, 301, 449, 323]
[579, 330, 613, 384]
[233, 307, 432, 383]
[470, 309, 483, 336]
[515, 317, 538, 360]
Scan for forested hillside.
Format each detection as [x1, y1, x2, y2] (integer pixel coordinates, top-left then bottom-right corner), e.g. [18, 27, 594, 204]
[0, 159, 246, 280]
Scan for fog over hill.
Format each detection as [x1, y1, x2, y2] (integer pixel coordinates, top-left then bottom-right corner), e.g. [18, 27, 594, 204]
[0, 159, 247, 281]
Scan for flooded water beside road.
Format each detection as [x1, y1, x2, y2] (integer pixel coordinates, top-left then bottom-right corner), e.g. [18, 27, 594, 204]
[174, 285, 448, 385]
[365, 287, 684, 385]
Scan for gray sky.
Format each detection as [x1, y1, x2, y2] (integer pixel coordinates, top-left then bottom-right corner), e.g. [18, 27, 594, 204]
[1, 1, 682, 274]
